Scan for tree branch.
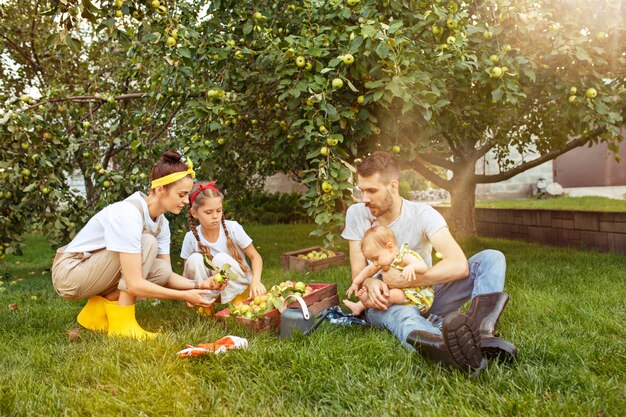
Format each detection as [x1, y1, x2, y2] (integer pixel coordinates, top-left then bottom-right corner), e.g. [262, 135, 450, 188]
[19, 93, 148, 113]
[401, 155, 449, 189]
[0, 33, 42, 75]
[475, 128, 605, 183]
[417, 152, 456, 171]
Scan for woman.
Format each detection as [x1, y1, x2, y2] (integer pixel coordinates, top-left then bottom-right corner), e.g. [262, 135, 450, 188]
[52, 150, 224, 340]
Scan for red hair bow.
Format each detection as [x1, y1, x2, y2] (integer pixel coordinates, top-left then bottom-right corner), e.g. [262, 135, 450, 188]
[189, 180, 220, 206]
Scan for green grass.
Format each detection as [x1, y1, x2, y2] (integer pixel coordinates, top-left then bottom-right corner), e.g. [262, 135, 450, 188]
[1, 224, 625, 416]
[475, 196, 626, 212]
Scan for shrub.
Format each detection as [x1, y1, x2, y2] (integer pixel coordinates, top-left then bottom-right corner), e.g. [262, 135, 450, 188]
[228, 192, 309, 225]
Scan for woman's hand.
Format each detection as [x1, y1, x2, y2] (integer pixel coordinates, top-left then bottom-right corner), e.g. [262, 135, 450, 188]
[184, 290, 216, 308]
[250, 281, 266, 298]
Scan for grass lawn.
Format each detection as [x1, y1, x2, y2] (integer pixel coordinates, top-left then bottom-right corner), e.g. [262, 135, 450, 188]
[474, 196, 626, 212]
[1, 224, 625, 416]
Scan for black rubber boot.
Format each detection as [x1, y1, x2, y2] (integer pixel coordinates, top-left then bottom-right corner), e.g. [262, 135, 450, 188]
[466, 292, 518, 362]
[406, 311, 486, 374]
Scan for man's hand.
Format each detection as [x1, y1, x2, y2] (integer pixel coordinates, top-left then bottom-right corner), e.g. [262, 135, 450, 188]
[362, 278, 390, 310]
[382, 267, 423, 288]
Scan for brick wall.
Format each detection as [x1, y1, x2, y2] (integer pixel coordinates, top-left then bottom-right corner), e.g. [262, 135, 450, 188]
[434, 207, 626, 253]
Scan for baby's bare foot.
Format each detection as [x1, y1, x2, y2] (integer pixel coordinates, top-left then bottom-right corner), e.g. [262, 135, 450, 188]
[343, 299, 366, 316]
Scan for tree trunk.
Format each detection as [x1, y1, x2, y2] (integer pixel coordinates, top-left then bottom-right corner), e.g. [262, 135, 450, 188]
[448, 169, 477, 239]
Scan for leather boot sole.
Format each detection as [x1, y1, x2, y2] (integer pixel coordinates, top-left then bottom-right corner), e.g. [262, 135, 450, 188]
[481, 336, 518, 363]
[443, 312, 484, 371]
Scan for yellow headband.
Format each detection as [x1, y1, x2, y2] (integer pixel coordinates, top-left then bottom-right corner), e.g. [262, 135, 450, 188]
[150, 158, 196, 189]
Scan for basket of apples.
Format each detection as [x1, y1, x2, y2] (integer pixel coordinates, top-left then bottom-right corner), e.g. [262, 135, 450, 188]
[280, 246, 346, 272]
[214, 280, 339, 333]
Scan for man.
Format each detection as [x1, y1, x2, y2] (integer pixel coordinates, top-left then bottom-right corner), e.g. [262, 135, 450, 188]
[342, 151, 517, 372]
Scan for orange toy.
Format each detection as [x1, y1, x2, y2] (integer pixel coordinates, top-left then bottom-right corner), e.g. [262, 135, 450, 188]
[177, 335, 248, 358]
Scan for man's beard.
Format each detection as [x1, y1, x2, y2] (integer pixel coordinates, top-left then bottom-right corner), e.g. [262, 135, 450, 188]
[366, 190, 394, 218]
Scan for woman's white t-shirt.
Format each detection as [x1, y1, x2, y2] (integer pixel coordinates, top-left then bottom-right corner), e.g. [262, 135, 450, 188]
[65, 192, 171, 254]
[180, 220, 252, 267]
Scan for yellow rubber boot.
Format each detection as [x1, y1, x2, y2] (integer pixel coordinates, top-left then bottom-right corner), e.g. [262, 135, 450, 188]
[231, 287, 251, 304]
[104, 302, 158, 340]
[77, 296, 109, 332]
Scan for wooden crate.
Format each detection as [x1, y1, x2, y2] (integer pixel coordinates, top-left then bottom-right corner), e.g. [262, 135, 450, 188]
[280, 246, 346, 272]
[214, 283, 339, 333]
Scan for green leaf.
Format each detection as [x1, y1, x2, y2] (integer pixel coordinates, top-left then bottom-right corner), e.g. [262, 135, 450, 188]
[388, 21, 403, 34]
[323, 102, 337, 117]
[386, 77, 404, 97]
[346, 79, 359, 93]
[362, 25, 377, 38]
[491, 88, 503, 102]
[142, 32, 161, 43]
[65, 37, 81, 53]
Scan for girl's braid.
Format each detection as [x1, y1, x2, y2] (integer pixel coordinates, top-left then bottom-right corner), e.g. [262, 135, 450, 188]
[221, 217, 250, 275]
[188, 207, 211, 256]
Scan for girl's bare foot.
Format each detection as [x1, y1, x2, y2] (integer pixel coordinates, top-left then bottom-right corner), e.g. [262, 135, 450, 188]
[343, 299, 366, 316]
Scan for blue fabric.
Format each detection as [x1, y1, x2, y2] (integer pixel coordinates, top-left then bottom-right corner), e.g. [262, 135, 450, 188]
[364, 249, 506, 351]
[319, 306, 368, 326]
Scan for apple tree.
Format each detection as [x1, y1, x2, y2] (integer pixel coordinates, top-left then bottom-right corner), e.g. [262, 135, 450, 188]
[188, 0, 625, 238]
[1, 0, 624, 260]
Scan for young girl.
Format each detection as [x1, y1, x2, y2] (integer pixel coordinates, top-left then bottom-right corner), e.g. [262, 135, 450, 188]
[181, 181, 265, 305]
[343, 225, 433, 316]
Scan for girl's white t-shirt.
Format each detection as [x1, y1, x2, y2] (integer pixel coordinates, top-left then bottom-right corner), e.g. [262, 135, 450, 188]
[65, 192, 171, 254]
[180, 220, 252, 266]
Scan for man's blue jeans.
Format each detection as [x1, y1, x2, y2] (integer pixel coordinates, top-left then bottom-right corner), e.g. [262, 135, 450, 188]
[364, 249, 506, 351]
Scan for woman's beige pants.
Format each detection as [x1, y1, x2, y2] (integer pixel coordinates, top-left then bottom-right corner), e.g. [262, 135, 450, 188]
[52, 234, 172, 301]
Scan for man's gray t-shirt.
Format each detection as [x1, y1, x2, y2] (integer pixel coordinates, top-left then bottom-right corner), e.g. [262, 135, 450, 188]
[341, 199, 447, 267]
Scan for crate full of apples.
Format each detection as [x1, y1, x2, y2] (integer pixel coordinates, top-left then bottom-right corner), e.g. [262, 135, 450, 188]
[280, 246, 346, 272]
[214, 280, 339, 333]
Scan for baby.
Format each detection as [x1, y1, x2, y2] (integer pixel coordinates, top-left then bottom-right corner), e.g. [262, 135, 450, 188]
[344, 225, 434, 316]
